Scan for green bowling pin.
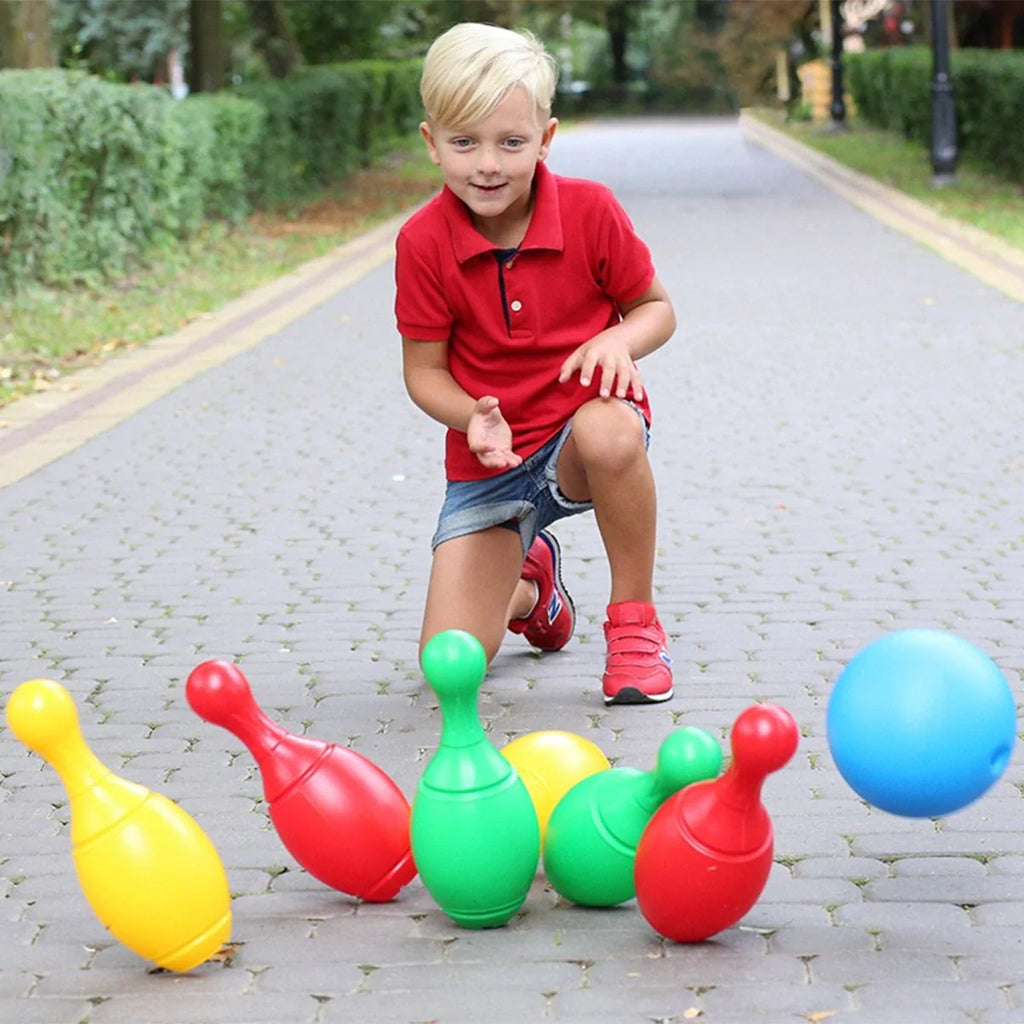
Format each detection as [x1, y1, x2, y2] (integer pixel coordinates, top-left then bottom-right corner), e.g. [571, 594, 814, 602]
[542, 727, 722, 907]
[411, 630, 540, 928]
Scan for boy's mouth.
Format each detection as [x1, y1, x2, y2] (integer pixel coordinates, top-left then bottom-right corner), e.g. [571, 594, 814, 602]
[472, 183, 506, 194]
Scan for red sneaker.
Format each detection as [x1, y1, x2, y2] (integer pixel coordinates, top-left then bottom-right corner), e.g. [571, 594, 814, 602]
[602, 601, 673, 705]
[508, 531, 575, 652]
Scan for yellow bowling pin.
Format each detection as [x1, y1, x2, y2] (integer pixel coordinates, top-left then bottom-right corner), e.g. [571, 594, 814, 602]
[5, 679, 231, 972]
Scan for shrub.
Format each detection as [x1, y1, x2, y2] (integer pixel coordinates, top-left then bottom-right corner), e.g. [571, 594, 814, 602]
[171, 93, 266, 225]
[1, 71, 183, 289]
[847, 46, 1024, 179]
[234, 58, 423, 205]
[955, 49, 1024, 180]
[0, 58, 423, 293]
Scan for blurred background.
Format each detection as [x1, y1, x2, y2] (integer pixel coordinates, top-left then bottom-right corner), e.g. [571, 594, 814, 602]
[2, 1, 1022, 402]
[4, 0, 1019, 113]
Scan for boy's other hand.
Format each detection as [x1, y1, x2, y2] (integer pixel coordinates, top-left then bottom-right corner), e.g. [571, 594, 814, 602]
[558, 336, 644, 401]
[468, 396, 523, 470]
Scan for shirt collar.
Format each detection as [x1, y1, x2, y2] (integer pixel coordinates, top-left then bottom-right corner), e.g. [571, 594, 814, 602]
[442, 161, 564, 264]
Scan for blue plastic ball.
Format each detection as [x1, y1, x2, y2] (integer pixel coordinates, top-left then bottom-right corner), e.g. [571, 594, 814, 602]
[827, 629, 1017, 817]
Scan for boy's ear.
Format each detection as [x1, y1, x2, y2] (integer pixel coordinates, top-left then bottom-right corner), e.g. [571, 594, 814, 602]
[538, 117, 558, 162]
[420, 121, 442, 166]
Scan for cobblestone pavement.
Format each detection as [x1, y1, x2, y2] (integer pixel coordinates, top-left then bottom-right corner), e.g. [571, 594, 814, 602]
[2, 117, 1023, 1024]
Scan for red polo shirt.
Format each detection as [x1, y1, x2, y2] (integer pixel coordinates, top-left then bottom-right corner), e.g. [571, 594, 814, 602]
[395, 162, 655, 481]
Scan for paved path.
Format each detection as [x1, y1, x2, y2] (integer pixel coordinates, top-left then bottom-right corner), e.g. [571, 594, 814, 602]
[2, 116, 1023, 1024]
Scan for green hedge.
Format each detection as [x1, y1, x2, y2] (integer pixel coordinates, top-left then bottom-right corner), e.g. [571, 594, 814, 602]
[0, 58, 423, 293]
[234, 58, 423, 205]
[847, 46, 1024, 179]
[176, 92, 266, 228]
[955, 50, 1024, 180]
[0, 71, 262, 291]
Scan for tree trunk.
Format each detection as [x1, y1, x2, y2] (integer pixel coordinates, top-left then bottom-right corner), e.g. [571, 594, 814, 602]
[188, 0, 224, 94]
[245, 0, 303, 79]
[605, 0, 631, 86]
[0, 0, 56, 69]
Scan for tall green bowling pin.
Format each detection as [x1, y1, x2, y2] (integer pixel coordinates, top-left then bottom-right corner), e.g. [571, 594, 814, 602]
[5, 679, 231, 971]
[542, 727, 722, 907]
[411, 630, 540, 928]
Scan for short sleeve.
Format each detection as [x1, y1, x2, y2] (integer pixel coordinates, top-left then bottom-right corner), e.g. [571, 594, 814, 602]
[591, 188, 655, 306]
[394, 230, 453, 342]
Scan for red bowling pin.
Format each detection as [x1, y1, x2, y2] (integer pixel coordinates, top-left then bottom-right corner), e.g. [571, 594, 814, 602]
[186, 660, 415, 902]
[634, 703, 798, 942]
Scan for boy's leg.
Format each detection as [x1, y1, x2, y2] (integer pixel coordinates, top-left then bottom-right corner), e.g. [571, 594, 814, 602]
[556, 398, 673, 705]
[556, 399, 656, 603]
[420, 527, 526, 663]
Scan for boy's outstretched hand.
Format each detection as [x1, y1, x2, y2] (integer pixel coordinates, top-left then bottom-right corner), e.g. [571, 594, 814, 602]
[558, 334, 644, 401]
[468, 396, 523, 470]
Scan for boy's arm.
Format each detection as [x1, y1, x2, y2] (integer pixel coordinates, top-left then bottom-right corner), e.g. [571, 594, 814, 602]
[402, 338, 523, 469]
[558, 275, 676, 401]
[402, 337, 476, 432]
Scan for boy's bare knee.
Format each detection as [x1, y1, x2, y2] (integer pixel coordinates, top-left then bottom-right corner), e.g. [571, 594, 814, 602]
[571, 399, 646, 470]
[418, 528, 523, 668]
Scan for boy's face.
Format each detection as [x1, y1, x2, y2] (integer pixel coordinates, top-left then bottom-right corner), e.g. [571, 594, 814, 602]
[420, 86, 557, 241]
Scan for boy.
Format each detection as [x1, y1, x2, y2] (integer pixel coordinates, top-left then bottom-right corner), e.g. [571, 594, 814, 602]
[395, 23, 676, 705]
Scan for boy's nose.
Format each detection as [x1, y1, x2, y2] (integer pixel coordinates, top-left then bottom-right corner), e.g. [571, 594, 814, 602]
[478, 146, 501, 175]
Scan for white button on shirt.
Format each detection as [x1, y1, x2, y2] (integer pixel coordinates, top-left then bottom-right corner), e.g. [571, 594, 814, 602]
[510, 300, 523, 312]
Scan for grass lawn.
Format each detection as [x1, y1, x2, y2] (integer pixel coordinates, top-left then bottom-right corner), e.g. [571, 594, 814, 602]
[0, 136, 441, 409]
[746, 107, 1024, 252]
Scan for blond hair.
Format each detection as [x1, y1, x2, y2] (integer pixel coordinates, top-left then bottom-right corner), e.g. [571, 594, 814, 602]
[420, 22, 558, 129]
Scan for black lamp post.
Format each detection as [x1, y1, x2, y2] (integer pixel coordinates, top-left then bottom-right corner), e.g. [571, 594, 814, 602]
[828, 0, 847, 130]
[929, 0, 958, 184]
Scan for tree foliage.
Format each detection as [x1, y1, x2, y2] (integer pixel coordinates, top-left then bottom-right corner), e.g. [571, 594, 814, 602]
[245, 0, 303, 78]
[285, 0, 422, 64]
[54, 0, 189, 81]
[7, 0, 747, 110]
[715, 0, 817, 104]
[639, 0, 732, 105]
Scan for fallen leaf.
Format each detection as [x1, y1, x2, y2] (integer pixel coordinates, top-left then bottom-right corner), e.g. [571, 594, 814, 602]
[683, 1009, 703, 1020]
[207, 942, 243, 964]
[805, 1013, 838, 1023]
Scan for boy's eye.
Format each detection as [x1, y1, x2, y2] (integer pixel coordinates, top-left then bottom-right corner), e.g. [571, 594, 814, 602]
[504, 138, 525, 149]
[452, 138, 473, 148]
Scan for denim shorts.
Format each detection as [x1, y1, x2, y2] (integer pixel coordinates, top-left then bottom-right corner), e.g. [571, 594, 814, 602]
[432, 403, 650, 558]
